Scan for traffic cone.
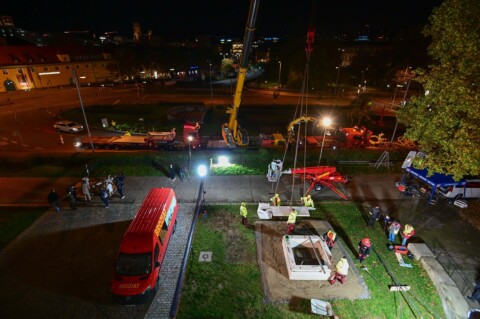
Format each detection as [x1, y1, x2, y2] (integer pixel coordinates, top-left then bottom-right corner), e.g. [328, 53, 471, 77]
[59, 134, 64, 145]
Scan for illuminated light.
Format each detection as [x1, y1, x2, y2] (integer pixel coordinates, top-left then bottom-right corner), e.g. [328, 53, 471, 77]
[217, 156, 230, 167]
[197, 165, 207, 177]
[154, 71, 158, 79]
[38, 71, 60, 75]
[322, 117, 332, 127]
[79, 76, 86, 79]
[75, 142, 82, 147]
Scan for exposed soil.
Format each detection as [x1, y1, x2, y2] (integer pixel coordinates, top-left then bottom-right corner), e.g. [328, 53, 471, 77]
[255, 220, 369, 303]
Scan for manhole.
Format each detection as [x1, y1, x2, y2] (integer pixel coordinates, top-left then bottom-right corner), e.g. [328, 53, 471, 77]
[199, 251, 212, 262]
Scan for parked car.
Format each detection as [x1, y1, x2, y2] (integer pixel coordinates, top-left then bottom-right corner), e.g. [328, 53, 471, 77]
[54, 121, 84, 133]
[438, 179, 480, 201]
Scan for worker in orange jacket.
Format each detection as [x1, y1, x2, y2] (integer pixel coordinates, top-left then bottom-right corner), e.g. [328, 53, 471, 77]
[358, 237, 371, 263]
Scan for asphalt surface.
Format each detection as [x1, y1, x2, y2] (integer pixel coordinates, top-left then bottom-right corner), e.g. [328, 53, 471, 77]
[0, 173, 479, 318]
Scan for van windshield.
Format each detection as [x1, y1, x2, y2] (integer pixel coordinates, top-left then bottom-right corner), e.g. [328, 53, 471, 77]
[115, 252, 152, 276]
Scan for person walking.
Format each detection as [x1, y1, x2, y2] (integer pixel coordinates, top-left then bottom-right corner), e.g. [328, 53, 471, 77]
[66, 185, 77, 210]
[401, 224, 415, 246]
[329, 256, 349, 285]
[240, 202, 248, 226]
[388, 219, 401, 243]
[169, 164, 176, 181]
[47, 188, 61, 213]
[357, 237, 371, 263]
[116, 173, 125, 199]
[286, 208, 298, 234]
[270, 193, 281, 206]
[367, 205, 380, 228]
[81, 176, 91, 202]
[300, 194, 314, 208]
[100, 186, 110, 208]
[322, 229, 337, 250]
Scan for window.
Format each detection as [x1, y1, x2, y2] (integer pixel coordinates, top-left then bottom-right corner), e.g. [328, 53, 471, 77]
[55, 66, 59, 70]
[2, 69, 8, 75]
[17, 68, 22, 74]
[85, 64, 89, 68]
[154, 244, 160, 261]
[66, 65, 70, 70]
[30, 68, 35, 73]
[43, 66, 48, 71]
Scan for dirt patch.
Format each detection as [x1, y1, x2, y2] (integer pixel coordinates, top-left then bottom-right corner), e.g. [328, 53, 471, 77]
[255, 220, 369, 303]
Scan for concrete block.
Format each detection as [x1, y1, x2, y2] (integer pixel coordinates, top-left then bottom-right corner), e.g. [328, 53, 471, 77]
[437, 284, 470, 319]
[420, 257, 456, 287]
[407, 243, 435, 261]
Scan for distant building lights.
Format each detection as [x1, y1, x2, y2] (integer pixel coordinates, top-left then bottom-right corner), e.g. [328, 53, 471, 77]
[38, 71, 60, 75]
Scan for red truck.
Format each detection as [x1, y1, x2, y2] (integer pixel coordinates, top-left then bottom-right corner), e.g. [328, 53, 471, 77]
[111, 188, 178, 304]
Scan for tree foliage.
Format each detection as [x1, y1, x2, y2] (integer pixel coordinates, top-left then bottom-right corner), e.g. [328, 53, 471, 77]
[397, 0, 480, 180]
[348, 94, 372, 126]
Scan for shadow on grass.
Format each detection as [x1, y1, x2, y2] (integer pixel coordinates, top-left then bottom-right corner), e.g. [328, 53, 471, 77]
[152, 159, 170, 178]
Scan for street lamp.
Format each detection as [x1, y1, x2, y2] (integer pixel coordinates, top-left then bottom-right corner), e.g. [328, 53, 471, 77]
[391, 70, 413, 143]
[358, 68, 368, 94]
[278, 61, 282, 85]
[209, 63, 213, 106]
[72, 69, 94, 152]
[334, 66, 341, 97]
[188, 135, 193, 171]
[197, 164, 207, 203]
[318, 117, 332, 166]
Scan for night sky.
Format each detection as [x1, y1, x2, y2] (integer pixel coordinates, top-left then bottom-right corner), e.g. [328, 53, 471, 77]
[3, 0, 442, 38]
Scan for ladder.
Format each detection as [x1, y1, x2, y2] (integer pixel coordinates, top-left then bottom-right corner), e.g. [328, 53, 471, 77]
[371, 151, 391, 169]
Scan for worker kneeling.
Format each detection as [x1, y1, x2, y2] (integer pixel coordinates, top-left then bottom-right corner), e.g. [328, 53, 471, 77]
[270, 193, 281, 206]
[300, 194, 314, 208]
[329, 256, 349, 285]
[286, 208, 298, 234]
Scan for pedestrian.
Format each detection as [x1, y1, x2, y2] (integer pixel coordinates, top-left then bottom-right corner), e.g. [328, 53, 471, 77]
[100, 186, 110, 208]
[322, 229, 337, 250]
[270, 193, 281, 206]
[301, 194, 314, 208]
[357, 237, 371, 263]
[401, 224, 415, 246]
[286, 208, 298, 234]
[47, 188, 61, 213]
[367, 205, 380, 228]
[240, 202, 248, 226]
[169, 164, 176, 181]
[106, 181, 114, 199]
[66, 185, 77, 210]
[178, 167, 185, 182]
[388, 219, 401, 243]
[81, 176, 91, 202]
[467, 280, 480, 303]
[116, 172, 125, 199]
[329, 256, 349, 285]
[383, 213, 392, 233]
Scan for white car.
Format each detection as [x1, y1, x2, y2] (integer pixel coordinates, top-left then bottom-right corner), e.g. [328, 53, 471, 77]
[54, 121, 84, 133]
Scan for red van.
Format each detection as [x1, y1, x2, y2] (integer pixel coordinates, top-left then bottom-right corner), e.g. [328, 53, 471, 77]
[112, 188, 178, 304]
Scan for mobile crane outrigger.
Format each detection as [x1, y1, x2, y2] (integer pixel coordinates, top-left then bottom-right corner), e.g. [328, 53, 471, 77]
[221, 0, 260, 147]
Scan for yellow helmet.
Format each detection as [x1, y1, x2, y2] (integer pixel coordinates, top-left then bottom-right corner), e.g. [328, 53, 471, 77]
[241, 202, 246, 206]
[275, 193, 279, 197]
[307, 195, 311, 199]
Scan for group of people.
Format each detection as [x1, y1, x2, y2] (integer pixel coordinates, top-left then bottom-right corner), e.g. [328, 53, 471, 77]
[368, 205, 415, 246]
[47, 173, 126, 211]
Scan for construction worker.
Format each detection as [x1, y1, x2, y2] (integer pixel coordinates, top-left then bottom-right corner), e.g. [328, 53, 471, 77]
[301, 194, 314, 208]
[286, 208, 298, 234]
[322, 229, 337, 250]
[329, 256, 349, 285]
[367, 205, 381, 227]
[401, 224, 415, 246]
[240, 202, 248, 226]
[357, 237, 371, 263]
[388, 219, 401, 243]
[270, 193, 281, 206]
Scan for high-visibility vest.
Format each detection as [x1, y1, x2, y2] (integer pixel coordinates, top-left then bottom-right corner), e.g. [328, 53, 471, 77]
[240, 205, 248, 218]
[287, 210, 298, 224]
[336, 258, 349, 276]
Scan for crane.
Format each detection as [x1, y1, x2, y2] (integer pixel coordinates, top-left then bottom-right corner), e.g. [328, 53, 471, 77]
[222, 0, 260, 147]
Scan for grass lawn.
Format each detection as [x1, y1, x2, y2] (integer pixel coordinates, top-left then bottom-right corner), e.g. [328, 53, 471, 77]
[178, 203, 444, 319]
[0, 207, 47, 249]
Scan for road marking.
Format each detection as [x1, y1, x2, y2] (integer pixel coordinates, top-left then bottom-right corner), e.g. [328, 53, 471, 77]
[113, 100, 120, 105]
[1, 137, 7, 141]
[22, 144, 29, 147]
[11, 141, 17, 144]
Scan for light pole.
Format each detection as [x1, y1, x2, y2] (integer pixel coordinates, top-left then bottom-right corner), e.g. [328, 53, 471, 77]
[278, 61, 282, 85]
[334, 66, 341, 97]
[390, 84, 403, 109]
[358, 67, 368, 94]
[188, 135, 193, 171]
[72, 69, 94, 152]
[391, 78, 412, 143]
[209, 62, 213, 106]
[197, 164, 207, 203]
[318, 117, 332, 166]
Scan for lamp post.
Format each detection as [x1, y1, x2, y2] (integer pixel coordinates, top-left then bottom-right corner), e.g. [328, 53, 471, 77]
[318, 117, 332, 166]
[188, 135, 193, 171]
[278, 61, 282, 85]
[197, 164, 207, 203]
[390, 84, 403, 109]
[358, 67, 368, 94]
[334, 66, 341, 97]
[391, 78, 412, 143]
[209, 62, 213, 106]
[72, 69, 94, 152]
